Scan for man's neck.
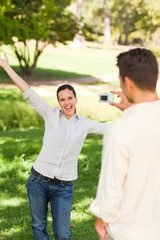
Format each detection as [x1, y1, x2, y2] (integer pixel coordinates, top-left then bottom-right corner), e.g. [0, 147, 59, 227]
[133, 90, 159, 104]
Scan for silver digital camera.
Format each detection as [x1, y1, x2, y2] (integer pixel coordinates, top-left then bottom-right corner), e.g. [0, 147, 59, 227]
[99, 92, 114, 103]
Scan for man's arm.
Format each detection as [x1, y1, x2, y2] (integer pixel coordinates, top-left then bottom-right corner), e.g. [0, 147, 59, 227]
[0, 54, 29, 92]
[110, 90, 133, 111]
[90, 126, 128, 238]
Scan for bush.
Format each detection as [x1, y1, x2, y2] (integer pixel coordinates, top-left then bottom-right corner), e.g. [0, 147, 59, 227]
[0, 101, 44, 131]
[150, 45, 160, 62]
[0, 91, 44, 131]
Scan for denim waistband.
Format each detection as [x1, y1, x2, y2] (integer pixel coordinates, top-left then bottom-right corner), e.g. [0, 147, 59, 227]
[31, 167, 70, 185]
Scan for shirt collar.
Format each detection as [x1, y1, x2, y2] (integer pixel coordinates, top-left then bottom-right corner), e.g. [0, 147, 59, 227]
[59, 109, 79, 120]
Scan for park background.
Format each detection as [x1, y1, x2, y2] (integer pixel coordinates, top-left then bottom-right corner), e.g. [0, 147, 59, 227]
[0, 0, 160, 239]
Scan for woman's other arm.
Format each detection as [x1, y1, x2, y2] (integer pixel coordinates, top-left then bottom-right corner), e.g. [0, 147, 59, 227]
[0, 54, 29, 92]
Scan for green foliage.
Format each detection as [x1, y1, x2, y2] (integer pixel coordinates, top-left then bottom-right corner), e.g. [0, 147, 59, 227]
[0, 88, 44, 131]
[69, 0, 104, 41]
[110, 0, 160, 44]
[0, 0, 78, 76]
[82, 0, 104, 37]
[150, 45, 160, 62]
[70, 0, 160, 44]
[0, 16, 20, 44]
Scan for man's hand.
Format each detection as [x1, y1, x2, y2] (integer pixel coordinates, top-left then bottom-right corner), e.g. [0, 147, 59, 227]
[0, 53, 9, 69]
[110, 90, 133, 111]
[95, 217, 108, 239]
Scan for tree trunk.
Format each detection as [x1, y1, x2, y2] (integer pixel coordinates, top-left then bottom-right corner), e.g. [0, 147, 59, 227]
[104, 0, 112, 45]
[118, 34, 122, 45]
[73, 0, 86, 49]
[13, 40, 47, 76]
[124, 4, 130, 45]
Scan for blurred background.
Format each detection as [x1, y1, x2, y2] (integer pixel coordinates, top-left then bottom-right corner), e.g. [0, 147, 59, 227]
[0, 1, 160, 239]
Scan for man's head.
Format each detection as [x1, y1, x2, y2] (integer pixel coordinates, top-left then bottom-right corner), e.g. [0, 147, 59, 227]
[117, 48, 158, 91]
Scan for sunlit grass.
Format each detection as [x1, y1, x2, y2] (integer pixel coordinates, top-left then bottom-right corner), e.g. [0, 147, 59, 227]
[0, 197, 26, 207]
[0, 42, 121, 83]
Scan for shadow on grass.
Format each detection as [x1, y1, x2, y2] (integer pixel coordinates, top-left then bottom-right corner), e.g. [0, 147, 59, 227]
[0, 65, 93, 84]
[0, 127, 101, 240]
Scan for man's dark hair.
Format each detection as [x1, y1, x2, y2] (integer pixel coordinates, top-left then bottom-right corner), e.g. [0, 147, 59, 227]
[57, 84, 76, 101]
[117, 48, 159, 92]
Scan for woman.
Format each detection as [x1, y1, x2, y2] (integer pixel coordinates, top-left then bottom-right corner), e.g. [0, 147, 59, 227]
[0, 54, 128, 240]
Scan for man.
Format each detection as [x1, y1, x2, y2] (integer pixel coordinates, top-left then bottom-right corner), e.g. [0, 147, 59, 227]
[90, 48, 160, 240]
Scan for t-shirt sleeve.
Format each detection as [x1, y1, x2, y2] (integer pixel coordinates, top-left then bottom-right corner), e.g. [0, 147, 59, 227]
[23, 87, 53, 120]
[85, 118, 109, 135]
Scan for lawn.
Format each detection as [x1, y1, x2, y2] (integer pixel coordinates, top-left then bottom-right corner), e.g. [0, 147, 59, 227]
[0, 42, 121, 83]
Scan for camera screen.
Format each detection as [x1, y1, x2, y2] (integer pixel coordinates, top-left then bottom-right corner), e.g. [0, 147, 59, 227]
[101, 95, 108, 101]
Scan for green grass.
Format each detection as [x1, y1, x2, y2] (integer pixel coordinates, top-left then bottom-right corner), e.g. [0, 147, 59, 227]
[82, 81, 119, 86]
[0, 42, 120, 83]
[0, 127, 103, 240]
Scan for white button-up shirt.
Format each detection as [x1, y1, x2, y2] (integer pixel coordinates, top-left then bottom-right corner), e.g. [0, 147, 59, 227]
[90, 100, 160, 240]
[23, 88, 109, 181]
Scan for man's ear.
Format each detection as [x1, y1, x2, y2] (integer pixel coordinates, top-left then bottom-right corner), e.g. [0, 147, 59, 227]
[124, 77, 134, 90]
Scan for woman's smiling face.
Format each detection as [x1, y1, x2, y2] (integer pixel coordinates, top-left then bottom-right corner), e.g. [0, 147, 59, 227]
[58, 89, 77, 120]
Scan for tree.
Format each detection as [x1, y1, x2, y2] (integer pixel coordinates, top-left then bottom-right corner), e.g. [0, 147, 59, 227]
[110, 0, 160, 45]
[74, 0, 112, 44]
[104, 0, 112, 45]
[1, 0, 78, 76]
[110, 0, 131, 45]
[73, 0, 86, 49]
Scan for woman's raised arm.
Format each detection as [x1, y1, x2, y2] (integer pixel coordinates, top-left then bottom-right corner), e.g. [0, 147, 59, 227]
[0, 53, 29, 92]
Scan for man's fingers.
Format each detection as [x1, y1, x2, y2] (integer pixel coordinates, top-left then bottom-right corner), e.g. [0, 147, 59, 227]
[110, 102, 121, 108]
[111, 90, 120, 94]
[110, 90, 123, 98]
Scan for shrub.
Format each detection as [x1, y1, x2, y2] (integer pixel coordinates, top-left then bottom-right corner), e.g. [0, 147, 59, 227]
[0, 100, 43, 131]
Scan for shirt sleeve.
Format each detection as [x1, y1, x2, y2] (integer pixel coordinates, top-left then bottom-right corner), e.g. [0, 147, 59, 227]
[90, 126, 129, 223]
[23, 87, 53, 120]
[85, 118, 109, 135]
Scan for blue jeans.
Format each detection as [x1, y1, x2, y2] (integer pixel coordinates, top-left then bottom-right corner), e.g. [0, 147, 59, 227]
[27, 172, 73, 240]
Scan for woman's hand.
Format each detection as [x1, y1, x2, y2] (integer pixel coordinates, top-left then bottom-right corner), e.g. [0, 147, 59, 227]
[0, 53, 29, 92]
[110, 91, 133, 111]
[0, 53, 9, 69]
